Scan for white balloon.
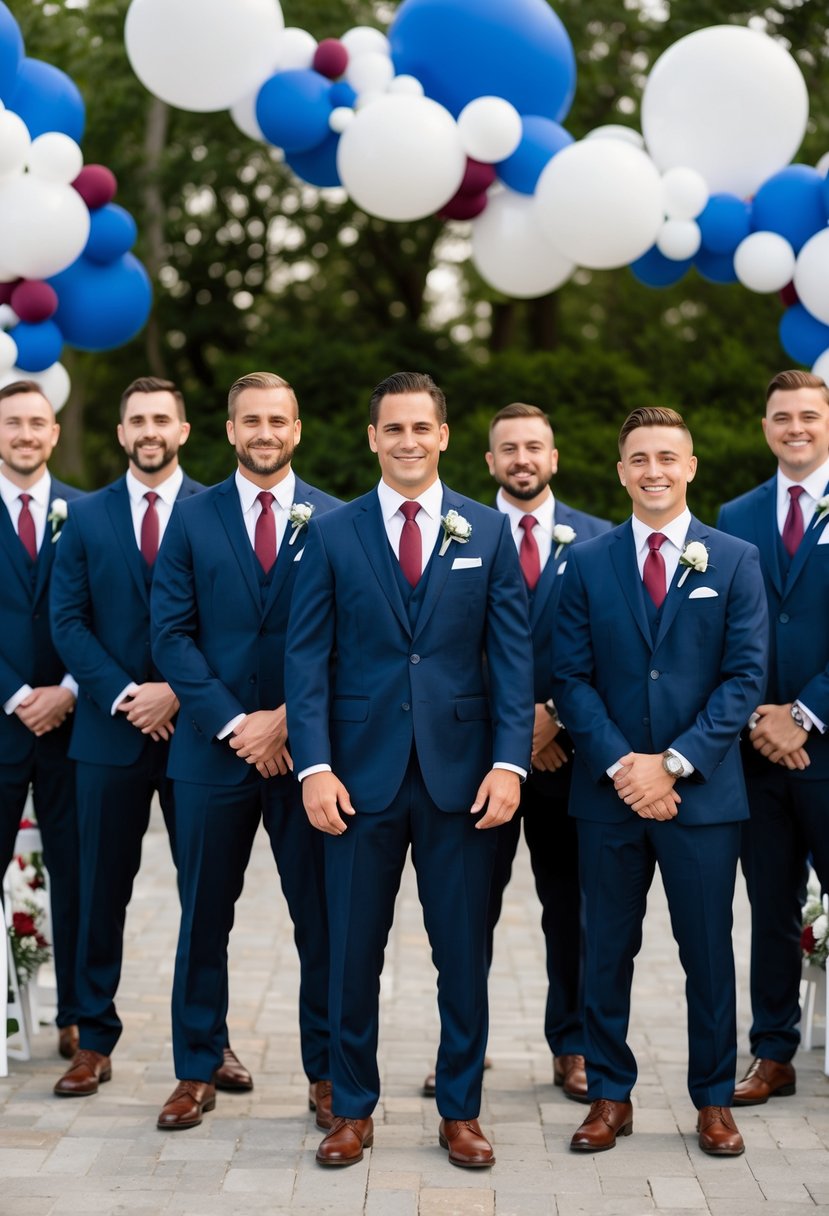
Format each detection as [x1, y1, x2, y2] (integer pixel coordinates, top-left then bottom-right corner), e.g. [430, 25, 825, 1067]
[337, 94, 465, 222]
[642, 26, 808, 197]
[27, 133, 84, 184]
[0, 331, 17, 373]
[794, 229, 829, 326]
[534, 140, 664, 270]
[734, 231, 796, 293]
[125, 0, 285, 112]
[388, 74, 424, 97]
[0, 361, 70, 411]
[345, 51, 394, 96]
[340, 26, 390, 58]
[0, 111, 30, 177]
[0, 176, 91, 279]
[813, 348, 829, 385]
[816, 151, 829, 178]
[276, 27, 317, 70]
[0, 304, 18, 328]
[583, 124, 645, 149]
[329, 107, 354, 134]
[656, 219, 701, 261]
[471, 188, 574, 299]
[457, 97, 522, 164]
[230, 88, 266, 141]
[661, 166, 709, 221]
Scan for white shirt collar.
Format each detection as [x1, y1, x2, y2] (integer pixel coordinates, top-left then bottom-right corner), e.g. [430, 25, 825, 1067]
[376, 476, 443, 523]
[631, 507, 692, 555]
[497, 486, 555, 532]
[235, 467, 296, 514]
[777, 455, 829, 506]
[0, 466, 50, 509]
[126, 465, 183, 506]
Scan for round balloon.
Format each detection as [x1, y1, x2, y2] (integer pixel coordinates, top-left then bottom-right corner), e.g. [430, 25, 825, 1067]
[8, 319, 63, 373]
[661, 166, 709, 221]
[794, 229, 829, 327]
[630, 246, 692, 288]
[125, 0, 285, 112]
[27, 133, 84, 185]
[656, 219, 701, 261]
[471, 187, 573, 297]
[337, 94, 465, 222]
[779, 303, 829, 365]
[751, 165, 828, 254]
[10, 280, 58, 323]
[72, 164, 118, 210]
[0, 176, 90, 280]
[6, 57, 86, 141]
[0, 110, 30, 178]
[276, 27, 318, 70]
[345, 51, 394, 96]
[340, 27, 390, 58]
[256, 69, 333, 153]
[0, 330, 17, 373]
[694, 247, 738, 284]
[641, 26, 808, 197]
[439, 191, 488, 221]
[0, 3, 24, 106]
[29, 360, 70, 412]
[813, 348, 829, 384]
[697, 193, 751, 256]
[534, 139, 663, 270]
[286, 130, 341, 187]
[497, 115, 573, 195]
[457, 97, 522, 164]
[50, 253, 152, 351]
[734, 231, 796, 294]
[583, 124, 644, 149]
[313, 39, 349, 80]
[84, 204, 138, 264]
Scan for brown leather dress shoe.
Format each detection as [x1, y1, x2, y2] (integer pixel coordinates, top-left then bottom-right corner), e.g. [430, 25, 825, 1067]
[213, 1047, 253, 1092]
[58, 1025, 79, 1060]
[438, 1118, 495, 1167]
[316, 1116, 374, 1166]
[157, 1081, 216, 1130]
[733, 1057, 796, 1106]
[54, 1049, 112, 1097]
[570, 1099, 633, 1152]
[422, 1070, 436, 1097]
[554, 1054, 590, 1103]
[697, 1105, 745, 1156]
[309, 1079, 334, 1130]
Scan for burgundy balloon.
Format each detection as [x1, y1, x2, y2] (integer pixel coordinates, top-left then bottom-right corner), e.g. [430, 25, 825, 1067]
[10, 280, 59, 324]
[0, 281, 17, 307]
[72, 164, 118, 211]
[438, 192, 489, 221]
[313, 39, 349, 80]
[459, 158, 497, 197]
[779, 281, 799, 308]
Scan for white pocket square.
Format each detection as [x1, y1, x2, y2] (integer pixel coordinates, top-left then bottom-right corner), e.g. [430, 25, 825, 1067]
[556, 561, 567, 575]
[818, 528, 829, 545]
[688, 586, 718, 599]
[293, 548, 304, 562]
[451, 556, 482, 570]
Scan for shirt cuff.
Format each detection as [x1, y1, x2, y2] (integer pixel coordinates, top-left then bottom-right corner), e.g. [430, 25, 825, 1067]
[494, 762, 527, 780]
[111, 682, 139, 717]
[297, 764, 332, 782]
[61, 674, 78, 699]
[4, 684, 33, 715]
[607, 760, 624, 779]
[217, 713, 246, 741]
[796, 700, 824, 733]
[670, 749, 695, 777]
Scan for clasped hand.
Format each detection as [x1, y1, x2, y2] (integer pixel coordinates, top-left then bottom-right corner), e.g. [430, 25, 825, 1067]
[229, 705, 292, 778]
[116, 682, 179, 741]
[750, 703, 810, 770]
[614, 752, 680, 820]
[15, 685, 75, 736]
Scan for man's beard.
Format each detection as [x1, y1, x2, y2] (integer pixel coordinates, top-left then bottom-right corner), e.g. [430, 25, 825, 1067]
[497, 473, 547, 501]
[127, 441, 177, 475]
[237, 442, 293, 477]
[1, 447, 47, 476]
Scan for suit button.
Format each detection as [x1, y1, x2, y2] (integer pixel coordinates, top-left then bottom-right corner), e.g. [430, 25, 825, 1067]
[649, 669, 660, 680]
[643, 717, 650, 725]
[779, 612, 789, 623]
[410, 654, 421, 664]
[401, 702, 410, 711]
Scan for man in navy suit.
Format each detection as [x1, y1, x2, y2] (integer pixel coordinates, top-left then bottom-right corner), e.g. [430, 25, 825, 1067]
[51, 377, 250, 1099]
[552, 407, 767, 1157]
[0, 379, 83, 1059]
[150, 371, 340, 1130]
[718, 369, 829, 1105]
[286, 371, 534, 1169]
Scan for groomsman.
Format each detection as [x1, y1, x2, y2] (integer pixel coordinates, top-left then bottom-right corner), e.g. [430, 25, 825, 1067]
[0, 380, 83, 1058]
[718, 369, 829, 1103]
[50, 377, 249, 1098]
[286, 371, 534, 1168]
[552, 407, 767, 1156]
[151, 372, 339, 1130]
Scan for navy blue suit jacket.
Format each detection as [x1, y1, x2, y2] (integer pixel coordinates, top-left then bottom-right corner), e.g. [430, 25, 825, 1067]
[151, 473, 342, 786]
[718, 475, 829, 781]
[0, 476, 84, 766]
[50, 472, 204, 767]
[285, 484, 535, 815]
[551, 517, 768, 825]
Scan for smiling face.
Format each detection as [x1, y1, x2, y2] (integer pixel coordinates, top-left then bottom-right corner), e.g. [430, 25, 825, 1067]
[762, 387, 829, 482]
[118, 390, 190, 484]
[227, 385, 301, 487]
[486, 415, 557, 510]
[0, 390, 59, 487]
[368, 391, 449, 498]
[617, 425, 697, 527]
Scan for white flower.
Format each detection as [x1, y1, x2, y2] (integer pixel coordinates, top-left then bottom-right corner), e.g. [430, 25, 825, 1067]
[552, 523, 576, 560]
[812, 914, 829, 946]
[288, 502, 314, 545]
[48, 498, 68, 542]
[814, 494, 829, 528]
[677, 540, 710, 588]
[439, 509, 472, 557]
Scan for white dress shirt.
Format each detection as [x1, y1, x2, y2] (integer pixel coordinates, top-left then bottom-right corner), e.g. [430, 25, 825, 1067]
[497, 487, 554, 571]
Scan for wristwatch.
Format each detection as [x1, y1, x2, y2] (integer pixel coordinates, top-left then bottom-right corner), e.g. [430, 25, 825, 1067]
[544, 699, 563, 728]
[662, 750, 685, 777]
[790, 703, 807, 729]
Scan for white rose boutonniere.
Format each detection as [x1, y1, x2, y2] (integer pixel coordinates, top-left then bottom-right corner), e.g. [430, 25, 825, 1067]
[288, 502, 314, 545]
[48, 498, 68, 542]
[552, 523, 576, 560]
[814, 494, 829, 529]
[439, 509, 472, 557]
[678, 539, 710, 587]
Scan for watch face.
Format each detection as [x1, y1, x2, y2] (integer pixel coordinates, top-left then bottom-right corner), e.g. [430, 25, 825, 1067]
[664, 753, 682, 775]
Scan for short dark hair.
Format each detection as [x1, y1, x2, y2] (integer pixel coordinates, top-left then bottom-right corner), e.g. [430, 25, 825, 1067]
[766, 369, 829, 407]
[369, 371, 446, 427]
[120, 376, 186, 421]
[0, 379, 49, 409]
[618, 406, 691, 454]
[488, 402, 554, 448]
[227, 371, 298, 419]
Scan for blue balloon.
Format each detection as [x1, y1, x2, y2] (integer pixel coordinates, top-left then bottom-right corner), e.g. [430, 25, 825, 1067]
[329, 81, 357, 109]
[752, 165, 828, 254]
[7, 57, 85, 141]
[10, 319, 63, 373]
[389, 0, 576, 122]
[84, 204, 138, 265]
[779, 304, 829, 366]
[0, 3, 24, 106]
[630, 246, 692, 288]
[50, 254, 152, 352]
[694, 247, 738, 284]
[286, 130, 341, 188]
[697, 194, 751, 256]
[496, 115, 572, 195]
[256, 70, 332, 154]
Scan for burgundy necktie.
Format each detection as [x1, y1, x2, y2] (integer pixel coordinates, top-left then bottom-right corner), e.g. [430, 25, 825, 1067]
[17, 493, 37, 562]
[254, 490, 277, 573]
[643, 531, 667, 608]
[518, 514, 541, 590]
[399, 501, 422, 587]
[140, 491, 160, 566]
[782, 485, 805, 557]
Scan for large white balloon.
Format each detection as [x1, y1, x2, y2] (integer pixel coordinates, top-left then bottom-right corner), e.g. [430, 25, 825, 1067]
[471, 189, 574, 299]
[642, 26, 808, 197]
[794, 229, 829, 326]
[0, 111, 30, 178]
[125, 0, 285, 112]
[276, 27, 317, 70]
[0, 177, 90, 279]
[340, 27, 390, 58]
[534, 139, 663, 270]
[345, 51, 395, 97]
[27, 133, 84, 184]
[583, 125, 644, 149]
[656, 219, 701, 261]
[337, 94, 465, 222]
[457, 97, 522, 164]
[813, 348, 829, 385]
[734, 231, 796, 293]
[661, 166, 709, 221]
[0, 361, 71, 412]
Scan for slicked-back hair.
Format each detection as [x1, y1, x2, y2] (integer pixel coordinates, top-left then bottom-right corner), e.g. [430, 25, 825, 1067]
[488, 402, 554, 448]
[227, 371, 298, 419]
[369, 371, 446, 428]
[0, 379, 49, 411]
[120, 376, 186, 421]
[618, 406, 691, 455]
[766, 369, 829, 408]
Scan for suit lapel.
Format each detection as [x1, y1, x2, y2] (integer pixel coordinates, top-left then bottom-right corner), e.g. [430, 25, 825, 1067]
[106, 479, 150, 607]
[758, 478, 785, 597]
[0, 493, 33, 596]
[213, 475, 262, 613]
[353, 491, 411, 637]
[653, 518, 709, 649]
[609, 521, 652, 649]
[785, 477, 829, 596]
[530, 499, 574, 628]
[412, 488, 460, 643]
[260, 476, 315, 617]
[32, 478, 66, 605]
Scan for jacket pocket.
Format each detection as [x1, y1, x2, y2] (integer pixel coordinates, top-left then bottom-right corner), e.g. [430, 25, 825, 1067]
[454, 696, 490, 721]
